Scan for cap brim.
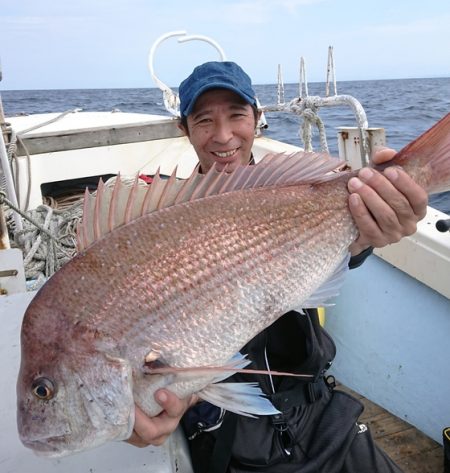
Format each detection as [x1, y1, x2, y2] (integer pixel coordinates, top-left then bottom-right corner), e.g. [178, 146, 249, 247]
[182, 82, 256, 117]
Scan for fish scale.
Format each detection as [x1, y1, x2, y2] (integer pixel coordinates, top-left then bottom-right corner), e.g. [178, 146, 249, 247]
[107, 185, 352, 364]
[82, 185, 345, 364]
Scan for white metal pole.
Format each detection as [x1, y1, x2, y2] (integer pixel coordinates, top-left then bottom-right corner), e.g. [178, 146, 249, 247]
[0, 94, 23, 231]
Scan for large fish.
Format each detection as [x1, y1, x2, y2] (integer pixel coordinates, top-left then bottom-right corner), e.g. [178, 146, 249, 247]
[17, 114, 450, 457]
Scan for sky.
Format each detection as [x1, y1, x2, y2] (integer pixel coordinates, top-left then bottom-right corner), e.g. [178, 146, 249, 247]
[0, 0, 449, 90]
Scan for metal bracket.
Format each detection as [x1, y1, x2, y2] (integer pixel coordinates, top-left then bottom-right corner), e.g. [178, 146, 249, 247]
[0, 269, 18, 278]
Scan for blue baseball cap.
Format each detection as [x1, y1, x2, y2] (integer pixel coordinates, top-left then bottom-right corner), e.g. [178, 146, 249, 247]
[178, 61, 257, 117]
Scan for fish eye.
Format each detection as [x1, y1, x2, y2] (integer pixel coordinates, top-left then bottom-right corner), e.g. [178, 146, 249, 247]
[31, 377, 55, 400]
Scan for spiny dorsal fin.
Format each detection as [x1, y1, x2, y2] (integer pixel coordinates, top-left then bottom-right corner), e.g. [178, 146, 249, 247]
[77, 151, 343, 252]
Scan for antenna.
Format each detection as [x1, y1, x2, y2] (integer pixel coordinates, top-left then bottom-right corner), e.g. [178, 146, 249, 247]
[299, 57, 308, 98]
[325, 46, 337, 96]
[277, 64, 285, 105]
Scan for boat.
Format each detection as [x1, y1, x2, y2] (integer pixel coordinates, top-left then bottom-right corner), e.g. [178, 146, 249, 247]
[1, 31, 449, 472]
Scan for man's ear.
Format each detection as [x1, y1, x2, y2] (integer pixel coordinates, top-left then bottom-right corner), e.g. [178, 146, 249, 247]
[178, 121, 189, 137]
[256, 110, 262, 128]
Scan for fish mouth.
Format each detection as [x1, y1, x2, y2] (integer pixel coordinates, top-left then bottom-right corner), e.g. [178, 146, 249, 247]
[21, 435, 73, 457]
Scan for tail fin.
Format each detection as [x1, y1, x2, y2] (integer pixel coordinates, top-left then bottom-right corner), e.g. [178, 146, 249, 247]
[376, 113, 450, 195]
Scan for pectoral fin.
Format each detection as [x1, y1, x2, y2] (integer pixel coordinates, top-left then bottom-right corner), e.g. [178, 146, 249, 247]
[199, 382, 280, 417]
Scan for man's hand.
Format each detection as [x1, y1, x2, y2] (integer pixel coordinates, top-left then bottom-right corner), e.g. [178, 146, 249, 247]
[126, 389, 197, 447]
[348, 147, 428, 256]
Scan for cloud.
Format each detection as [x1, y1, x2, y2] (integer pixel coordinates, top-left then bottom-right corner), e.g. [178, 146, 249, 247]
[0, 15, 96, 33]
[0, 16, 48, 31]
[200, 0, 325, 25]
[271, 0, 326, 12]
[363, 16, 450, 36]
[333, 12, 450, 41]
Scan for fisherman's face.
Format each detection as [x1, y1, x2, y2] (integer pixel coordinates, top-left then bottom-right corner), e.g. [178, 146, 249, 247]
[182, 89, 258, 173]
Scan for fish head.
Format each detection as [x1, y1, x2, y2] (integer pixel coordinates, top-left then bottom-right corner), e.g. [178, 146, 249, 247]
[16, 299, 135, 457]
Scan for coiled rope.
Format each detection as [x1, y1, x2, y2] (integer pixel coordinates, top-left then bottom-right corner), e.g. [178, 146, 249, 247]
[288, 99, 329, 153]
[1, 190, 82, 287]
[0, 109, 85, 287]
[301, 108, 329, 154]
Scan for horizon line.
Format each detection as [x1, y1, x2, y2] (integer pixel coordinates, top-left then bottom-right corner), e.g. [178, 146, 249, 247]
[1, 75, 449, 93]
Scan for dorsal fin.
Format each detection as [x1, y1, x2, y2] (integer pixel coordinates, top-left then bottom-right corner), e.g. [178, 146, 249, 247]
[76, 151, 344, 252]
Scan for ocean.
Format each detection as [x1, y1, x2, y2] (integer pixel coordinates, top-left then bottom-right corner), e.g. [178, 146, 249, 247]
[2, 77, 450, 213]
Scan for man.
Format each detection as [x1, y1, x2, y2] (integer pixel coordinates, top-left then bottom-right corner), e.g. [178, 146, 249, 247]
[127, 62, 427, 471]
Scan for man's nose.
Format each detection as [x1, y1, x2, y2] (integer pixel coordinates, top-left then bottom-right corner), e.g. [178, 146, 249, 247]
[213, 121, 233, 143]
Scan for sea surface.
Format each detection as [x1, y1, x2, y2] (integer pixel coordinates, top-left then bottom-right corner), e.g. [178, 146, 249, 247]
[2, 77, 450, 213]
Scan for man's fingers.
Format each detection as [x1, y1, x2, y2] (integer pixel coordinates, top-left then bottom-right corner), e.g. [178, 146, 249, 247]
[349, 167, 425, 233]
[127, 404, 177, 447]
[371, 148, 428, 219]
[348, 145, 429, 255]
[348, 172, 402, 238]
[126, 392, 197, 448]
[371, 146, 397, 165]
[360, 169, 409, 227]
[127, 429, 153, 448]
[131, 405, 168, 445]
[348, 192, 387, 248]
[383, 167, 428, 220]
[155, 389, 188, 418]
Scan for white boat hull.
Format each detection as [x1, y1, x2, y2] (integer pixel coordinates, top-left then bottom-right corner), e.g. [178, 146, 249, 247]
[327, 252, 450, 445]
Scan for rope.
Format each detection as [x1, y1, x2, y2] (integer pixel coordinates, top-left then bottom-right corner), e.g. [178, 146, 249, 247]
[300, 108, 329, 154]
[1, 190, 82, 284]
[287, 99, 329, 154]
[17, 108, 82, 135]
[1, 191, 58, 241]
[3, 127, 33, 210]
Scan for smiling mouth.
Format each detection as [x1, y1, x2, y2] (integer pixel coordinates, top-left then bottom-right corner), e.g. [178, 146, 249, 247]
[212, 149, 238, 159]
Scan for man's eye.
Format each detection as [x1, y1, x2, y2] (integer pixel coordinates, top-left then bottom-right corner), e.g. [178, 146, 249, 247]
[231, 113, 247, 119]
[196, 118, 212, 125]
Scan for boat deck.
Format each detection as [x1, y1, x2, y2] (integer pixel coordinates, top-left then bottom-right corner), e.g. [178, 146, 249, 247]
[337, 383, 444, 472]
